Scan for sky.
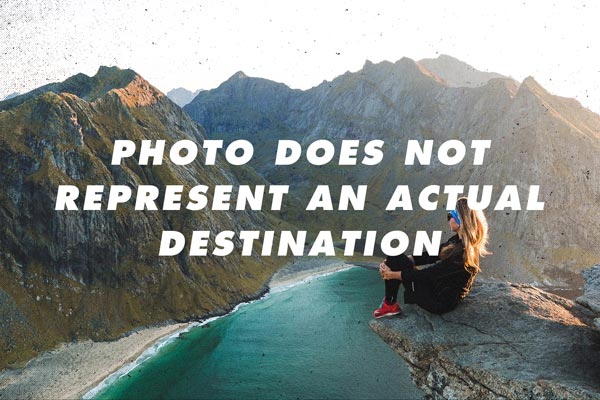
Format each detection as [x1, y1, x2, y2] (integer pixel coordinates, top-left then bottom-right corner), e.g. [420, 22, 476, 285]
[1, 0, 599, 113]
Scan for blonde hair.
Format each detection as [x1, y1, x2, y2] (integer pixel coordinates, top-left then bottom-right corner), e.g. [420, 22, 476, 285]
[441, 197, 491, 272]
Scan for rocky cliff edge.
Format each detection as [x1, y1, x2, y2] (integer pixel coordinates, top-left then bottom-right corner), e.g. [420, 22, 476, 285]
[370, 269, 600, 399]
[576, 265, 600, 329]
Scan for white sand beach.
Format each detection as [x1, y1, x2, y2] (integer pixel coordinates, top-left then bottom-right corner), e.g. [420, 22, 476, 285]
[269, 256, 356, 289]
[0, 322, 191, 400]
[0, 257, 371, 399]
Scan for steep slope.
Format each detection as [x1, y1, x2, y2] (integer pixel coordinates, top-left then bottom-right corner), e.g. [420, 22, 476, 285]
[184, 56, 600, 284]
[0, 67, 291, 369]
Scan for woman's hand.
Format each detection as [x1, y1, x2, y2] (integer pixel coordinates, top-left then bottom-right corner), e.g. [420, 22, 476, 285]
[379, 261, 400, 280]
[379, 261, 386, 278]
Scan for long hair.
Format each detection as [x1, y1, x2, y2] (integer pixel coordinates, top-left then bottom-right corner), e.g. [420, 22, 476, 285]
[440, 197, 491, 272]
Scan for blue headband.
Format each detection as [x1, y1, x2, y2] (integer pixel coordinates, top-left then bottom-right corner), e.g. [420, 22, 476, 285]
[450, 209, 461, 225]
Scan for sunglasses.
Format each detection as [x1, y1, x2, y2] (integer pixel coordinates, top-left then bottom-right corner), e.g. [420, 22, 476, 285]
[447, 210, 461, 225]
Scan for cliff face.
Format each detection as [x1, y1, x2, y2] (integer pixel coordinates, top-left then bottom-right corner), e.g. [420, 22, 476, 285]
[184, 55, 600, 284]
[0, 67, 290, 369]
[369, 279, 600, 400]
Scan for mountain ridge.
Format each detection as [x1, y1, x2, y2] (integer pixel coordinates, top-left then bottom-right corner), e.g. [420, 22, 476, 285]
[0, 66, 292, 369]
[0, 66, 148, 112]
[184, 55, 600, 284]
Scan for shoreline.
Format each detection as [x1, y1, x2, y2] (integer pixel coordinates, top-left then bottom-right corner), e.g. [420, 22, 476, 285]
[0, 258, 583, 399]
[0, 257, 356, 400]
[0, 322, 191, 400]
[269, 256, 361, 289]
[80, 321, 199, 399]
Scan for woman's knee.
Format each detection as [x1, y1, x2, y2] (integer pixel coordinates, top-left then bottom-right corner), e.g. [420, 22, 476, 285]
[385, 253, 414, 271]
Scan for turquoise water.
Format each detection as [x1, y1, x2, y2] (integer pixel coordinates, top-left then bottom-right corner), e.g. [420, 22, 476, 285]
[92, 267, 423, 399]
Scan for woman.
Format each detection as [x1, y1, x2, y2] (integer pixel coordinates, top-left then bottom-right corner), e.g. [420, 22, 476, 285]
[374, 196, 490, 317]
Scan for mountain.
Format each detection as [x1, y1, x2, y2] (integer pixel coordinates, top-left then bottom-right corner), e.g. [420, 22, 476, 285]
[0, 67, 292, 368]
[418, 54, 509, 87]
[183, 56, 600, 285]
[184, 71, 298, 133]
[167, 87, 203, 107]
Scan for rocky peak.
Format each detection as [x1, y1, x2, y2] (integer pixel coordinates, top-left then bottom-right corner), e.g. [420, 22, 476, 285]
[95, 65, 133, 79]
[418, 54, 508, 88]
[517, 76, 549, 97]
[64, 66, 164, 107]
[108, 74, 164, 108]
[320, 57, 443, 95]
[514, 75, 600, 140]
[231, 70, 248, 79]
[393, 56, 442, 82]
[213, 71, 291, 95]
[167, 88, 203, 107]
[184, 71, 294, 129]
[484, 77, 519, 97]
[88, 67, 142, 99]
[221, 71, 250, 85]
[0, 66, 159, 111]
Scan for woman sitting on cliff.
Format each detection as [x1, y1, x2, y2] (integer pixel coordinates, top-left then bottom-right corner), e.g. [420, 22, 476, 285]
[374, 196, 490, 317]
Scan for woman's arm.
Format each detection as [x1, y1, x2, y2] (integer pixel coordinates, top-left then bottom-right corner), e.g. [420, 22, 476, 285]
[402, 257, 468, 284]
[401, 261, 447, 283]
[412, 235, 459, 266]
[411, 251, 440, 266]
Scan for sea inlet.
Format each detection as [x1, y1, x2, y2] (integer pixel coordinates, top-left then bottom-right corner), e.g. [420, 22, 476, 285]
[91, 267, 423, 399]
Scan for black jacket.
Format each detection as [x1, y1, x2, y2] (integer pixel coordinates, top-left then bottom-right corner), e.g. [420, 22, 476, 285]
[401, 234, 477, 314]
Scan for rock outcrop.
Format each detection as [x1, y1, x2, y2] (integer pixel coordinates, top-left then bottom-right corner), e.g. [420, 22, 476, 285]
[576, 264, 600, 328]
[370, 281, 600, 399]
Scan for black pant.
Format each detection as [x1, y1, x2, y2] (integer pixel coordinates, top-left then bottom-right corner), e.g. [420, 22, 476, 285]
[383, 254, 416, 304]
[384, 254, 461, 314]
